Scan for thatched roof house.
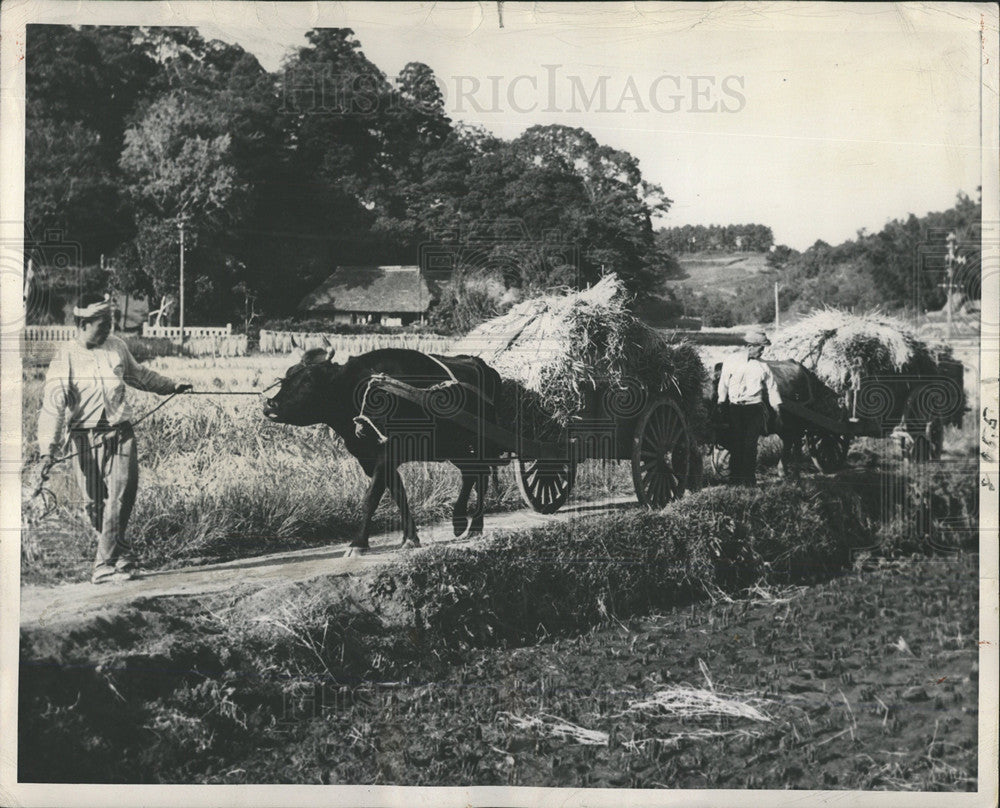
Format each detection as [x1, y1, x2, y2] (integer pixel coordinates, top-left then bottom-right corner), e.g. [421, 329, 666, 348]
[298, 265, 438, 326]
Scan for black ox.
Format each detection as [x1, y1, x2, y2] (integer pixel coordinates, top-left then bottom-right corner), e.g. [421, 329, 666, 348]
[263, 348, 504, 555]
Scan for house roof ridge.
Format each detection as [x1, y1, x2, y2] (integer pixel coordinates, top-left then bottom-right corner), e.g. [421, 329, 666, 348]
[298, 265, 436, 314]
[335, 264, 420, 271]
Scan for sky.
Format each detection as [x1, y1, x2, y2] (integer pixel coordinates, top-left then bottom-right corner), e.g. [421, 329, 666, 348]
[193, 2, 987, 251]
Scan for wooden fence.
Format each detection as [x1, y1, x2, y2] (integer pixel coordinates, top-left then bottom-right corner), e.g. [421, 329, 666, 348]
[23, 325, 76, 341]
[22, 324, 247, 357]
[142, 324, 232, 339]
[258, 330, 458, 359]
[142, 324, 248, 357]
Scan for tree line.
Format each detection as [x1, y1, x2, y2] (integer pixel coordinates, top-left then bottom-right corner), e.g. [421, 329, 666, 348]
[669, 191, 982, 327]
[656, 223, 774, 254]
[25, 25, 674, 330]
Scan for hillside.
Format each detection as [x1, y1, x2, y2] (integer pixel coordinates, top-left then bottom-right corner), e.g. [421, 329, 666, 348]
[656, 251, 777, 327]
[655, 192, 981, 329]
[665, 252, 774, 297]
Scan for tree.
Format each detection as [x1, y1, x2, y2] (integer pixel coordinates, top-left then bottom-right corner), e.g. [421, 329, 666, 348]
[25, 26, 159, 264]
[118, 92, 251, 321]
[452, 125, 671, 294]
[258, 28, 401, 307]
[767, 244, 796, 270]
[25, 25, 682, 327]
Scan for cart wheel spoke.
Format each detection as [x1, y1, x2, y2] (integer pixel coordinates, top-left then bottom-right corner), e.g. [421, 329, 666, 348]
[667, 471, 679, 496]
[660, 412, 677, 445]
[516, 458, 575, 514]
[664, 422, 682, 450]
[644, 470, 660, 503]
[654, 470, 669, 505]
[633, 397, 697, 509]
[651, 415, 668, 448]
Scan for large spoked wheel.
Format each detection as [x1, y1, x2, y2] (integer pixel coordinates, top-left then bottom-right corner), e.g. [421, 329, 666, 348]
[515, 458, 577, 514]
[806, 432, 851, 473]
[632, 397, 693, 509]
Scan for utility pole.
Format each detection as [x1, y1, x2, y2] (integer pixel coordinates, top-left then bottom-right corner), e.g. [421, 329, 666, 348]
[945, 232, 956, 340]
[23, 256, 33, 303]
[178, 219, 186, 347]
[102, 254, 114, 333]
[774, 281, 780, 329]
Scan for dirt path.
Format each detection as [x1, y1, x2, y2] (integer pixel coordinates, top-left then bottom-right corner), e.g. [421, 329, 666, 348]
[19, 496, 636, 630]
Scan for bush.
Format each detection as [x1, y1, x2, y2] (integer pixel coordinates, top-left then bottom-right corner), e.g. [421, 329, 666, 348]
[871, 465, 979, 556]
[370, 483, 867, 651]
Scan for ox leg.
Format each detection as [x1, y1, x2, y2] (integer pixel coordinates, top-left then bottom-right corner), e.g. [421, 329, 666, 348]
[778, 434, 791, 478]
[349, 463, 387, 556]
[468, 470, 489, 536]
[386, 466, 420, 548]
[778, 432, 803, 479]
[452, 472, 475, 537]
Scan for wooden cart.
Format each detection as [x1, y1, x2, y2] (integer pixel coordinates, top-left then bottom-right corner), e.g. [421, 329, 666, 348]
[366, 373, 702, 513]
[707, 353, 966, 473]
[796, 351, 966, 463]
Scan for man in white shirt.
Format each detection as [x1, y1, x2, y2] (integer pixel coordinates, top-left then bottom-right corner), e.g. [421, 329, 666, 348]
[716, 330, 783, 486]
[35, 294, 192, 583]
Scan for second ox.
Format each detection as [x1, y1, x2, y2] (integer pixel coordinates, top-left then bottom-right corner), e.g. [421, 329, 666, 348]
[263, 347, 504, 555]
[711, 358, 848, 480]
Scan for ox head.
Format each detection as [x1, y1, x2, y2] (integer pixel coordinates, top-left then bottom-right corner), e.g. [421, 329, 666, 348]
[263, 348, 339, 426]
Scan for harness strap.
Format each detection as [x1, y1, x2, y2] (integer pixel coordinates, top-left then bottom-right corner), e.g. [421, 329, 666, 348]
[427, 354, 494, 405]
[352, 355, 497, 443]
[353, 378, 389, 444]
[427, 352, 458, 382]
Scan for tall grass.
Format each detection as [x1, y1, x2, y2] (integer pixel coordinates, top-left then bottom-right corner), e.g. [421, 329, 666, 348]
[20, 358, 635, 582]
[20, 349, 979, 583]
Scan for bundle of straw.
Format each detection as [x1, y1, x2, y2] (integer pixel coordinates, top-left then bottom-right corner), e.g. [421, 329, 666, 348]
[455, 275, 707, 434]
[765, 308, 939, 395]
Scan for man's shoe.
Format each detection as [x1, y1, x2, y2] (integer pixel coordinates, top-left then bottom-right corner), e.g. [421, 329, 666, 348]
[115, 558, 138, 573]
[92, 567, 137, 585]
[91, 566, 118, 585]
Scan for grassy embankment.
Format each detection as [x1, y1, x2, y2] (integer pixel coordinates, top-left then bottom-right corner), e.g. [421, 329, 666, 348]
[19, 469, 979, 786]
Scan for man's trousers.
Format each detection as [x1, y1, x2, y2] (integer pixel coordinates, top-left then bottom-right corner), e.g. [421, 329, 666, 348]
[728, 403, 768, 486]
[69, 422, 138, 571]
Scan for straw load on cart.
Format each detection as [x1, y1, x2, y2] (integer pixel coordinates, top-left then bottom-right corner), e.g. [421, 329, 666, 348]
[454, 275, 707, 443]
[764, 308, 965, 461]
[764, 308, 942, 395]
[445, 274, 708, 509]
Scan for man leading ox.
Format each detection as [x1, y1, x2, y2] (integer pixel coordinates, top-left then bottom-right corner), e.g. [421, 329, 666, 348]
[35, 294, 192, 583]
